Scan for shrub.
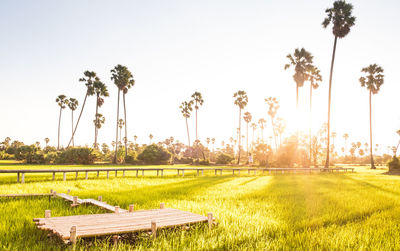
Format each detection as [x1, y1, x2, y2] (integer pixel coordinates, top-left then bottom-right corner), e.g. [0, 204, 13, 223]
[137, 144, 171, 164]
[0, 151, 13, 160]
[198, 159, 210, 165]
[56, 147, 98, 164]
[388, 156, 400, 171]
[174, 157, 193, 164]
[44, 152, 58, 164]
[216, 153, 233, 165]
[14, 145, 45, 164]
[125, 150, 138, 164]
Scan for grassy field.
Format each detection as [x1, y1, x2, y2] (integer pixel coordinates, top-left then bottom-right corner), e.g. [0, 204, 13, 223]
[1, 163, 400, 250]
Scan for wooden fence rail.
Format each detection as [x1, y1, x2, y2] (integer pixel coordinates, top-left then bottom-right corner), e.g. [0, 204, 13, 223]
[0, 167, 354, 184]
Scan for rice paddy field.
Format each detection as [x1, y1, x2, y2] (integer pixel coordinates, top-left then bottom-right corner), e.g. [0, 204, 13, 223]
[1, 163, 400, 250]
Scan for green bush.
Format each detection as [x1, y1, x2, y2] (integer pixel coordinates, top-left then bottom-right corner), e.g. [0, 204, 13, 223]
[388, 156, 400, 171]
[125, 150, 138, 164]
[0, 151, 13, 160]
[216, 153, 233, 164]
[56, 147, 98, 164]
[137, 144, 171, 164]
[14, 145, 45, 164]
[44, 152, 58, 164]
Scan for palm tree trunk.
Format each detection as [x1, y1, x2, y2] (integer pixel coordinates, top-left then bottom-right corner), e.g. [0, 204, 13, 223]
[246, 123, 249, 153]
[123, 92, 128, 160]
[309, 84, 313, 167]
[57, 107, 62, 150]
[369, 90, 375, 169]
[272, 119, 278, 151]
[237, 108, 242, 165]
[195, 102, 198, 141]
[67, 92, 88, 148]
[185, 117, 191, 147]
[114, 89, 120, 164]
[71, 110, 74, 147]
[94, 94, 99, 149]
[325, 35, 338, 169]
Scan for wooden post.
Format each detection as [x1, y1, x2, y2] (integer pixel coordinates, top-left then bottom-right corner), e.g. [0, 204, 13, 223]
[115, 170, 118, 177]
[207, 213, 213, 229]
[151, 221, 157, 238]
[63, 172, 66, 181]
[50, 189, 53, 194]
[70, 226, 77, 245]
[201, 169, 204, 175]
[197, 170, 199, 176]
[129, 204, 134, 212]
[67, 189, 71, 194]
[75, 172, 78, 179]
[72, 196, 78, 206]
[97, 171, 99, 177]
[248, 169, 250, 175]
[160, 203, 165, 209]
[220, 169, 222, 175]
[98, 195, 102, 202]
[17, 172, 20, 183]
[215, 170, 217, 175]
[157, 170, 159, 176]
[136, 170, 139, 177]
[177, 170, 180, 176]
[123, 170, 125, 177]
[232, 170, 235, 175]
[161, 170, 164, 177]
[182, 170, 185, 177]
[107, 171, 109, 179]
[238, 169, 241, 175]
[52, 172, 55, 181]
[142, 170, 144, 176]
[45, 210, 51, 218]
[113, 235, 119, 248]
[21, 173, 25, 183]
[85, 171, 88, 180]
[115, 206, 120, 214]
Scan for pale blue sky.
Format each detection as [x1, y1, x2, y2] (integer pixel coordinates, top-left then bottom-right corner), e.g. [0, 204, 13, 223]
[0, 0, 399, 153]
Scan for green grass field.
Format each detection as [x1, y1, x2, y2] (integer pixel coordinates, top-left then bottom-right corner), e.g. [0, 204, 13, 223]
[1, 163, 400, 250]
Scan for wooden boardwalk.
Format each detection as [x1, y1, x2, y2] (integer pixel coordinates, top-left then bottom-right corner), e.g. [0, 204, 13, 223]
[0, 167, 355, 183]
[34, 208, 213, 244]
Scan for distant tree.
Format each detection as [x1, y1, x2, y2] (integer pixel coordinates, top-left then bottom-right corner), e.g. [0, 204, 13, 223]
[343, 133, 349, 154]
[265, 97, 280, 151]
[275, 117, 286, 147]
[111, 64, 135, 163]
[191, 92, 204, 141]
[258, 118, 266, 142]
[118, 119, 125, 147]
[179, 101, 193, 146]
[149, 134, 154, 144]
[206, 138, 210, 149]
[56, 95, 67, 150]
[101, 143, 110, 154]
[67, 98, 79, 147]
[359, 64, 384, 169]
[250, 123, 257, 150]
[307, 66, 322, 164]
[322, 0, 356, 168]
[44, 137, 50, 148]
[233, 90, 248, 164]
[211, 138, 215, 152]
[93, 79, 109, 149]
[243, 112, 252, 153]
[67, 71, 97, 147]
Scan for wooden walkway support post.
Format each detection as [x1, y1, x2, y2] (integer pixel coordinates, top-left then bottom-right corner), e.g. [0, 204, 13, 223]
[21, 173, 25, 183]
[52, 172, 55, 181]
[115, 206, 120, 214]
[182, 170, 185, 177]
[63, 172, 66, 181]
[70, 226, 77, 245]
[208, 212, 213, 229]
[115, 170, 118, 177]
[113, 235, 119, 248]
[220, 169, 222, 175]
[142, 170, 144, 176]
[160, 203, 165, 209]
[161, 170, 164, 177]
[72, 196, 78, 206]
[85, 171, 88, 180]
[151, 221, 157, 238]
[215, 170, 217, 175]
[98, 195, 102, 202]
[107, 171, 109, 179]
[17, 172, 20, 183]
[129, 204, 134, 212]
[136, 170, 138, 177]
[97, 171, 100, 177]
[123, 170, 125, 177]
[45, 210, 51, 218]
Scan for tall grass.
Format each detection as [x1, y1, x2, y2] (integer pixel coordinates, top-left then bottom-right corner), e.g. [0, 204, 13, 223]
[1, 165, 400, 250]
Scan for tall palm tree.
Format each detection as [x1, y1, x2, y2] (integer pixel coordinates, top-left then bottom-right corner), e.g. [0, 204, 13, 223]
[243, 112, 252, 153]
[211, 138, 215, 152]
[275, 117, 286, 148]
[233, 90, 248, 164]
[67, 71, 96, 147]
[191, 92, 204, 141]
[93, 113, 105, 149]
[265, 97, 279, 151]
[307, 66, 322, 165]
[134, 135, 138, 144]
[359, 64, 384, 169]
[322, 0, 356, 168]
[44, 137, 49, 148]
[93, 80, 109, 149]
[118, 119, 125, 147]
[56, 95, 67, 150]
[111, 65, 135, 163]
[149, 134, 153, 144]
[258, 118, 266, 143]
[284, 48, 314, 110]
[343, 133, 349, 155]
[67, 98, 79, 147]
[250, 123, 257, 150]
[206, 138, 210, 149]
[180, 101, 193, 147]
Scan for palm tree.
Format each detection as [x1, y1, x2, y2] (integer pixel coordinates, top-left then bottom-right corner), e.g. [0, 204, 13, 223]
[44, 137, 49, 148]
[307, 66, 322, 165]
[233, 90, 248, 164]
[206, 138, 210, 149]
[93, 80, 109, 149]
[134, 135, 138, 144]
[211, 138, 215, 152]
[359, 64, 384, 169]
[93, 113, 105, 149]
[149, 134, 153, 144]
[67, 98, 79, 147]
[243, 112, 252, 153]
[180, 101, 193, 146]
[118, 119, 125, 147]
[56, 95, 67, 150]
[191, 92, 204, 141]
[284, 48, 314, 110]
[250, 123, 257, 150]
[322, 0, 356, 168]
[111, 64, 135, 163]
[265, 97, 279, 151]
[275, 117, 286, 148]
[343, 133, 349, 155]
[258, 118, 266, 143]
[67, 71, 96, 148]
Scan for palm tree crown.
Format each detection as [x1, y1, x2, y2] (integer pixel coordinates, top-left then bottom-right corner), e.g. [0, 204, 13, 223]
[284, 48, 314, 88]
[359, 64, 384, 94]
[322, 0, 356, 38]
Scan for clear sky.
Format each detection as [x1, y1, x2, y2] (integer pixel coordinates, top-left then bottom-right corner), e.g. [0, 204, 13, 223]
[0, 0, 399, 154]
